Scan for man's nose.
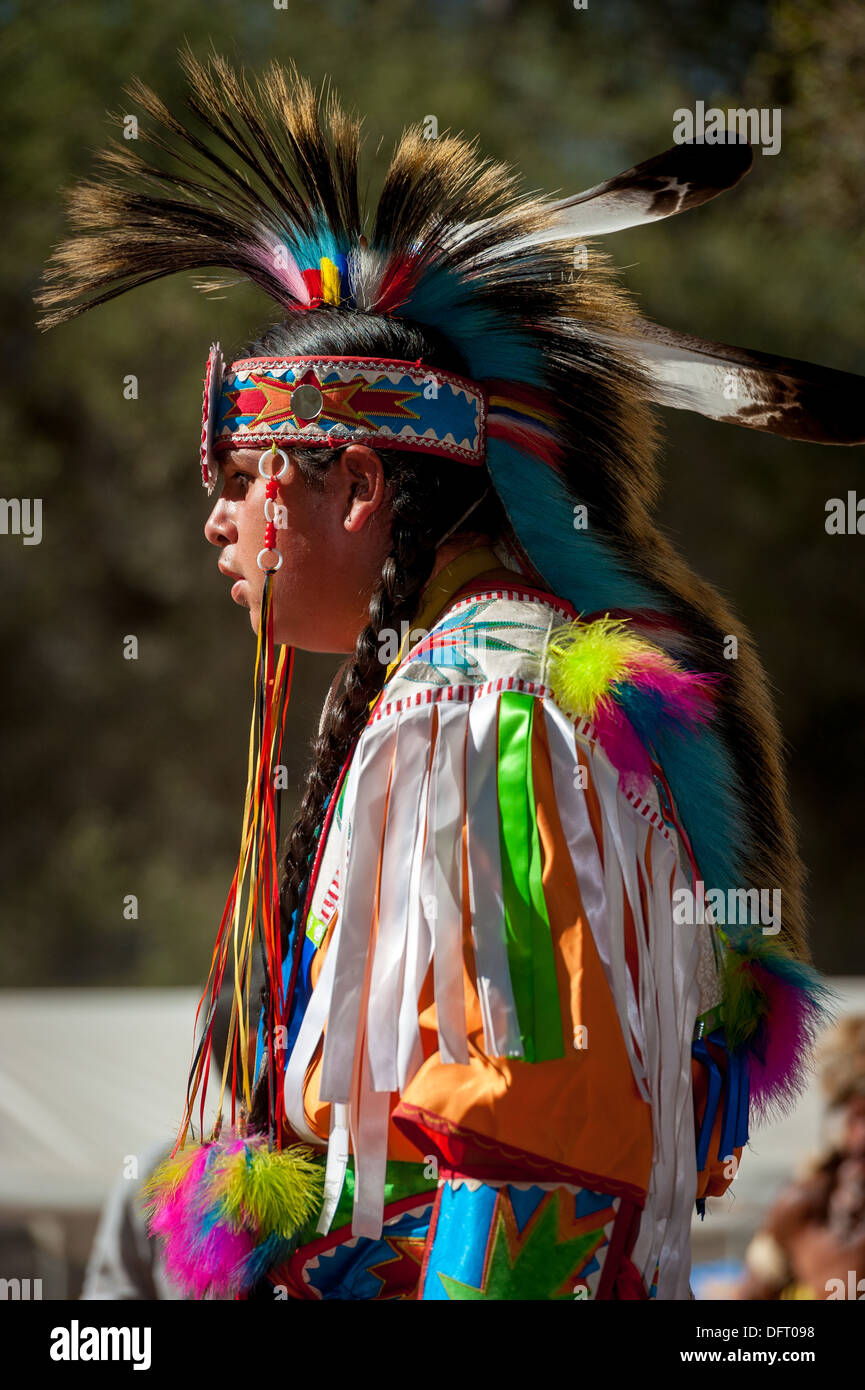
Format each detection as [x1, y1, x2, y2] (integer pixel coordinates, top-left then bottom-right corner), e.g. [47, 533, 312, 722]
[204, 499, 238, 548]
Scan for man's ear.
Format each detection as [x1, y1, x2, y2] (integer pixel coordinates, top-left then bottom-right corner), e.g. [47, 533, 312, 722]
[340, 444, 389, 533]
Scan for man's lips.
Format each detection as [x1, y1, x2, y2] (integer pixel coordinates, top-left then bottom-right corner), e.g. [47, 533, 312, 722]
[218, 564, 248, 604]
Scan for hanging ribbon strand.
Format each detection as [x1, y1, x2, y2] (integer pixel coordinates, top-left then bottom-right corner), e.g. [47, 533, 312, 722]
[177, 447, 294, 1152]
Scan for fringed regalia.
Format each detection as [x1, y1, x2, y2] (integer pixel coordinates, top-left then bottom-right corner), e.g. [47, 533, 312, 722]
[38, 51, 860, 1300]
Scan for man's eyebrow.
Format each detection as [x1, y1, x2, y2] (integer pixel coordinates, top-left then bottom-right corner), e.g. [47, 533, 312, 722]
[219, 461, 257, 478]
[216, 456, 241, 478]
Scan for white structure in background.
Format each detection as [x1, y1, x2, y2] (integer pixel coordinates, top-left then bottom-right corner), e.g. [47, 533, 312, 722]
[0, 988, 221, 1298]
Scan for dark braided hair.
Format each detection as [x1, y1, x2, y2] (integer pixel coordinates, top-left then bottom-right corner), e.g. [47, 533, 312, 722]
[246, 309, 506, 1129]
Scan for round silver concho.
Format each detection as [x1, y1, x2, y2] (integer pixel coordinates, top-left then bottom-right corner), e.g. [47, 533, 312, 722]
[291, 384, 324, 421]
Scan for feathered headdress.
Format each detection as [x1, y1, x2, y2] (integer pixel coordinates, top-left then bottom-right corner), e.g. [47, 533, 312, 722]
[37, 48, 858, 1285]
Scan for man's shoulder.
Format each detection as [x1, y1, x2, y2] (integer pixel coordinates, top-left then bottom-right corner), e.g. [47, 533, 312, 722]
[380, 584, 576, 702]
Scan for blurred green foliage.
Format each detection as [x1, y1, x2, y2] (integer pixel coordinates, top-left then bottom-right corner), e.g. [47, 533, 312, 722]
[1, 0, 863, 982]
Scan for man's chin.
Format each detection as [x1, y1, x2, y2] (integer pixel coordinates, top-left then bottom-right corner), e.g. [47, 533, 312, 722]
[248, 609, 289, 644]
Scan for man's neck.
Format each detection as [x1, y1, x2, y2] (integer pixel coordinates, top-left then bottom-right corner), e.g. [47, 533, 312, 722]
[427, 531, 495, 583]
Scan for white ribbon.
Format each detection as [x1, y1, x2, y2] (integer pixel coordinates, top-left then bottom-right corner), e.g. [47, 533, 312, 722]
[350, 1034, 392, 1239]
[628, 830, 700, 1299]
[428, 701, 470, 1065]
[466, 692, 523, 1057]
[319, 718, 400, 1103]
[366, 708, 435, 1091]
[316, 1101, 350, 1235]
[282, 893, 344, 1145]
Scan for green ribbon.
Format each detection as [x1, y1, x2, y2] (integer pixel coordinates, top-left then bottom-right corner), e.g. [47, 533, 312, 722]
[497, 691, 564, 1063]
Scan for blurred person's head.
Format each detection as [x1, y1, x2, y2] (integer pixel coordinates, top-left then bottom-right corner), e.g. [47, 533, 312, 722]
[816, 1015, 865, 1156]
[839, 1094, 865, 1160]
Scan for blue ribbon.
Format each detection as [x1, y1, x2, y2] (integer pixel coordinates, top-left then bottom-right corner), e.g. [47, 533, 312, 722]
[692, 1028, 751, 1180]
[692, 1035, 722, 1173]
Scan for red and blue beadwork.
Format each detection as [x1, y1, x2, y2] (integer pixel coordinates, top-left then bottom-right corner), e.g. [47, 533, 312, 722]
[199, 344, 488, 493]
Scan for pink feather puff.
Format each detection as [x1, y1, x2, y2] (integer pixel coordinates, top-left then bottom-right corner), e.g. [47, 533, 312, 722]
[745, 961, 824, 1120]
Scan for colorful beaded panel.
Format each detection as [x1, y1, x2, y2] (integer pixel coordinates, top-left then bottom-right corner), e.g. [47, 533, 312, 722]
[200, 345, 487, 490]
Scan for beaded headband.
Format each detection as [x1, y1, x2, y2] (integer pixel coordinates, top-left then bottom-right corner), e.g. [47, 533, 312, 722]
[200, 343, 488, 493]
